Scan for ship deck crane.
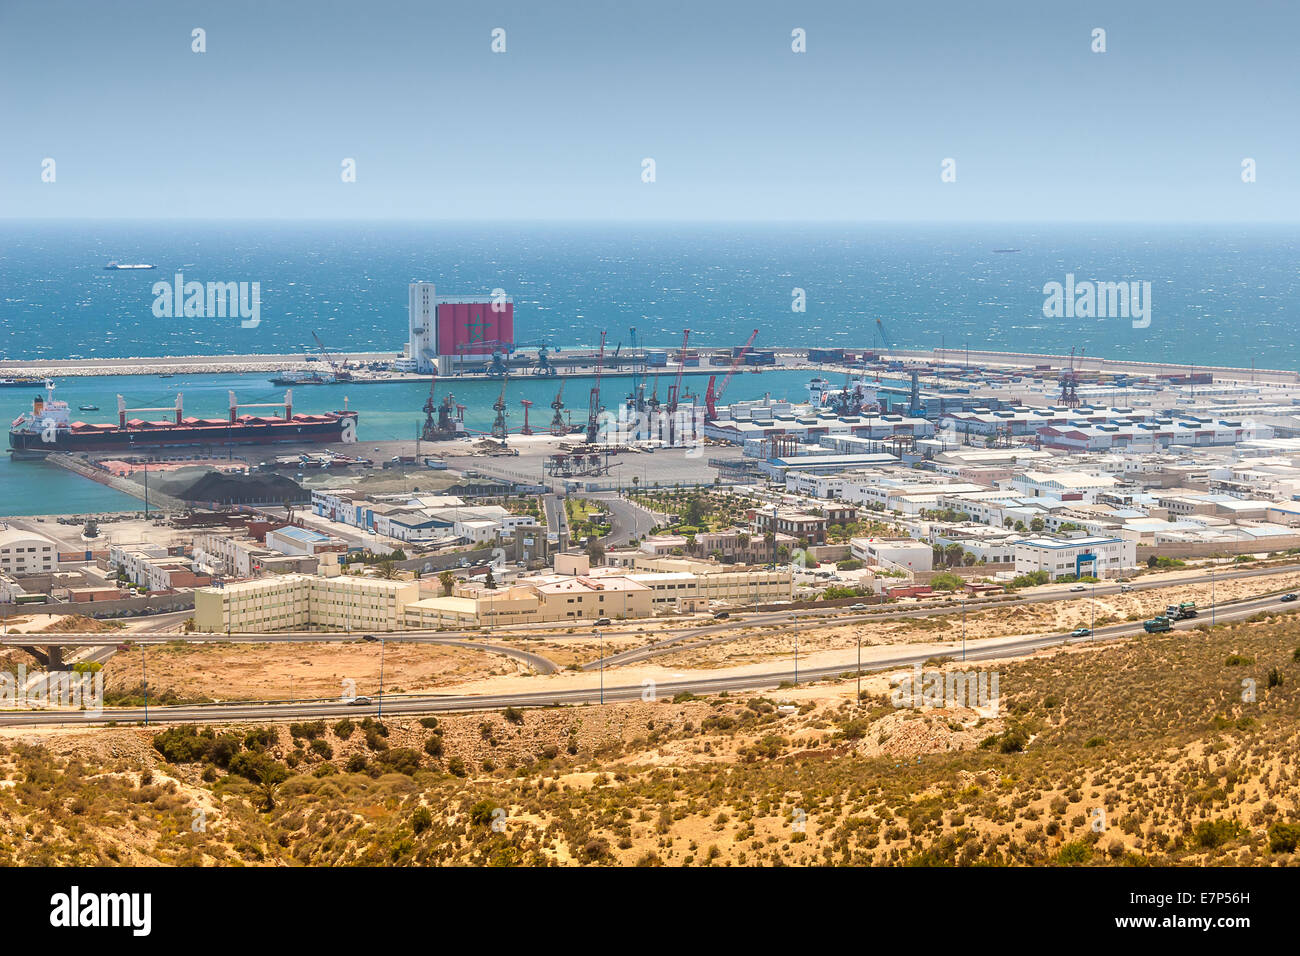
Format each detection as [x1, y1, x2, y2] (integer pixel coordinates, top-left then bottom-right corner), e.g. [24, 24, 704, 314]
[705, 328, 758, 421]
[585, 331, 607, 443]
[875, 318, 893, 351]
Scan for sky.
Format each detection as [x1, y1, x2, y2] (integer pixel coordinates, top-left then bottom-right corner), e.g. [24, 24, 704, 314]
[1, 0, 1297, 221]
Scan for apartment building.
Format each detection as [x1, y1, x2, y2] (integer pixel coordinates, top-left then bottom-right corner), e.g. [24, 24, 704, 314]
[748, 509, 828, 545]
[110, 544, 211, 592]
[194, 574, 420, 633]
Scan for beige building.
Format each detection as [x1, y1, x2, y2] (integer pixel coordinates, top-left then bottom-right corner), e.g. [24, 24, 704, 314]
[403, 554, 792, 629]
[194, 573, 419, 633]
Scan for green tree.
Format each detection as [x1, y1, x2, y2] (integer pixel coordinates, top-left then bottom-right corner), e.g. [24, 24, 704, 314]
[228, 752, 289, 812]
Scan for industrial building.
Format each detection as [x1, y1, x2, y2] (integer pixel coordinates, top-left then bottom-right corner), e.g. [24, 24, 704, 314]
[398, 281, 515, 374]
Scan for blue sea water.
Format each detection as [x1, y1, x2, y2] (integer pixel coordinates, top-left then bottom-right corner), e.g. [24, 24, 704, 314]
[0, 366, 817, 516]
[2, 221, 1298, 368]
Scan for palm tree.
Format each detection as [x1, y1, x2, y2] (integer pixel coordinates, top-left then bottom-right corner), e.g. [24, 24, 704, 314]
[376, 559, 400, 580]
[438, 570, 455, 596]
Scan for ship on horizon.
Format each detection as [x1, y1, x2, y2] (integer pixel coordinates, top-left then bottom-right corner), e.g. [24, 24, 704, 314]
[9, 382, 357, 456]
[104, 261, 156, 270]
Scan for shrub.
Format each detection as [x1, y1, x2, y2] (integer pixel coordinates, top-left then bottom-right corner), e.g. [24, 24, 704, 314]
[1268, 822, 1300, 853]
[503, 706, 525, 725]
[332, 718, 355, 739]
[1057, 841, 1091, 865]
[375, 748, 422, 776]
[447, 756, 468, 777]
[469, 800, 498, 827]
[1193, 818, 1246, 849]
[412, 806, 433, 835]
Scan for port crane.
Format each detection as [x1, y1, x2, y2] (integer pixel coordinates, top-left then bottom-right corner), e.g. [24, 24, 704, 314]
[666, 329, 691, 415]
[421, 373, 459, 441]
[1059, 347, 1082, 408]
[519, 399, 534, 435]
[585, 331, 607, 443]
[875, 318, 892, 351]
[549, 379, 568, 436]
[704, 328, 759, 421]
[490, 370, 510, 440]
[312, 332, 353, 382]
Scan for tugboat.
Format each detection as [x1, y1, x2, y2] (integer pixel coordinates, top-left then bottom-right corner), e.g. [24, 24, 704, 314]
[78, 403, 99, 411]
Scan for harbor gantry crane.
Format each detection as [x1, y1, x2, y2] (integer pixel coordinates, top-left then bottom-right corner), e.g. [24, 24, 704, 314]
[421, 373, 459, 441]
[549, 379, 568, 436]
[312, 331, 353, 382]
[519, 399, 534, 435]
[490, 371, 509, 440]
[585, 331, 607, 443]
[1060, 346, 1082, 408]
[666, 329, 691, 415]
[704, 328, 759, 421]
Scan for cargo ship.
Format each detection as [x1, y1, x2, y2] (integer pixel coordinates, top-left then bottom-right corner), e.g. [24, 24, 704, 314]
[9, 383, 358, 456]
[0, 377, 44, 388]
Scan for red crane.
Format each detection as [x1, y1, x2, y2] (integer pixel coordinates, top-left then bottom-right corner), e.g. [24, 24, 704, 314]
[519, 399, 534, 435]
[585, 331, 608, 443]
[666, 329, 691, 415]
[705, 328, 759, 421]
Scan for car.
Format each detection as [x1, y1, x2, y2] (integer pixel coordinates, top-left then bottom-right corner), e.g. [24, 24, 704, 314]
[1069, 627, 1092, 637]
[1069, 585, 1086, 592]
[1282, 593, 1298, 602]
[712, 610, 730, 619]
[348, 696, 373, 706]
[594, 617, 611, 626]
[1120, 584, 1134, 593]
[848, 603, 868, 611]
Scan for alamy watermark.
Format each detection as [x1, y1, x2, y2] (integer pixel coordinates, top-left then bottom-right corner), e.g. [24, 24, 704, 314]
[1, 665, 103, 718]
[890, 663, 1000, 715]
[151, 272, 261, 328]
[1042, 273, 1151, 329]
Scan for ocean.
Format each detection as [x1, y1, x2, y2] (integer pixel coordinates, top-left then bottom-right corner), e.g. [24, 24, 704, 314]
[3, 220, 1299, 516]
[2, 221, 1298, 368]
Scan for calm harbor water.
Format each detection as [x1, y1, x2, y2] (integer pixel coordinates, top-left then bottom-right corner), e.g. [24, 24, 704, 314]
[0, 366, 819, 516]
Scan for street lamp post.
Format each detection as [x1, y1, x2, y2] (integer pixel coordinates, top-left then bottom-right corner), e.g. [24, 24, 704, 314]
[141, 642, 149, 726]
[594, 628, 604, 704]
[961, 593, 967, 662]
[856, 628, 861, 705]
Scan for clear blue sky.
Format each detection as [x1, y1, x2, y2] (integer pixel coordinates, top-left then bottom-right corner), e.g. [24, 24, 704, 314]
[1, 0, 1296, 220]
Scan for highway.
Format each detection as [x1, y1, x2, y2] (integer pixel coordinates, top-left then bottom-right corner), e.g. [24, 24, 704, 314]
[1, 584, 1295, 728]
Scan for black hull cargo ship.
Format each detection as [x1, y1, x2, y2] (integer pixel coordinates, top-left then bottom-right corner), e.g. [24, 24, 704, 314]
[9, 384, 358, 457]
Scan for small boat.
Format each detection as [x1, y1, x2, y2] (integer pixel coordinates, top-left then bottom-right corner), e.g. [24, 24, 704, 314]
[78, 404, 99, 411]
[104, 261, 157, 270]
[158, 373, 173, 379]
